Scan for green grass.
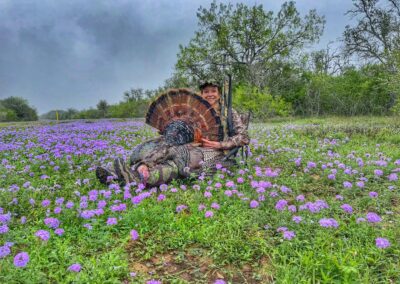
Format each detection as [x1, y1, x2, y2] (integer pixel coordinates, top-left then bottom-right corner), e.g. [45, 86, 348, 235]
[0, 116, 399, 283]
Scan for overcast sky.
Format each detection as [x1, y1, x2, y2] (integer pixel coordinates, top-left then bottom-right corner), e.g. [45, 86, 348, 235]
[0, 0, 355, 114]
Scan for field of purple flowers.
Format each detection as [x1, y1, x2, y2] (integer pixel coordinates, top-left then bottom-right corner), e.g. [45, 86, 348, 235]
[0, 117, 399, 283]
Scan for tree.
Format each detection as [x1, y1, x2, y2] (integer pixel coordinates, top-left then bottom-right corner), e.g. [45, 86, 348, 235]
[65, 108, 78, 119]
[123, 88, 144, 102]
[0, 96, 38, 121]
[307, 43, 349, 75]
[175, 1, 325, 88]
[96, 100, 109, 118]
[344, 0, 400, 69]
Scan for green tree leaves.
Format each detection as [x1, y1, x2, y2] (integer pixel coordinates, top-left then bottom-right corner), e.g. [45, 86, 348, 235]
[0, 97, 38, 122]
[176, 1, 325, 87]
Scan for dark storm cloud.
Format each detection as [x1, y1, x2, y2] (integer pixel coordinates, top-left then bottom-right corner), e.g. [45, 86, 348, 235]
[0, 0, 354, 113]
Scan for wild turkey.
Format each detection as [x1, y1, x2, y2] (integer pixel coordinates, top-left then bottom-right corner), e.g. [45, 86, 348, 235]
[145, 88, 223, 142]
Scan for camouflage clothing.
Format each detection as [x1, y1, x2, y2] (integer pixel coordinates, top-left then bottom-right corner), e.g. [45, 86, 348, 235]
[219, 108, 250, 150]
[96, 108, 249, 187]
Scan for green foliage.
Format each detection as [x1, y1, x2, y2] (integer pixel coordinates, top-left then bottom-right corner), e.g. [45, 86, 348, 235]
[175, 0, 325, 87]
[96, 100, 109, 118]
[73, 108, 98, 119]
[0, 117, 399, 283]
[234, 84, 292, 119]
[106, 88, 156, 118]
[40, 109, 79, 120]
[0, 96, 38, 122]
[301, 65, 393, 116]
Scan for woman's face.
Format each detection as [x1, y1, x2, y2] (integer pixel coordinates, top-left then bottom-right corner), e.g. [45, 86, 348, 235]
[201, 86, 220, 107]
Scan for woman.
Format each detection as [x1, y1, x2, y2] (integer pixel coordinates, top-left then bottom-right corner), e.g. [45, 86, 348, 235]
[96, 81, 250, 187]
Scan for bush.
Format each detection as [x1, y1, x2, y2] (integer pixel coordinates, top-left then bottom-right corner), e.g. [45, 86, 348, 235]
[233, 85, 292, 120]
[0, 97, 38, 122]
[300, 66, 393, 116]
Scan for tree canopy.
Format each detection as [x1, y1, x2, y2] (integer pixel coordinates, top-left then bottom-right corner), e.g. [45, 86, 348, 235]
[176, 1, 325, 88]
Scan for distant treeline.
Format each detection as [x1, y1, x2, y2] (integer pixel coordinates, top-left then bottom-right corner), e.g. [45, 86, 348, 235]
[40, 88, 159, 120]
[0, 97, 38, 122]
[5, 0, 400, 122]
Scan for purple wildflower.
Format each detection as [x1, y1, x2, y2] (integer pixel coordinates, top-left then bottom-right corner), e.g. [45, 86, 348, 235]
[83, 223, 93, 230]
[256, 187, 265, 194]
[341, 204, 353, 214]
[0, 224, 9, 234]
[375, 238, 390, 249]
[366, 212, 381, 223]
[211, 203, 220, 210]
[356, 217, 366, 223]
[176, 205, 188, 213]
[327, 174, 336, 180]
[130, 229, 139, 241]
[44, 217, 60, 229]
[280, 186, 292, 194]
[307, 161, 316, 168]
[374, 169, 383, 176]
[269, 191, 278, 197]
[275, 199, 288, 211]
[20, 216, 27, 224]
[41, 200, 51, 207]
[343, 181, 352, 188]
[250, 200, 259, 208]
[35, 230, 50, 241]
[13, 252, 29, 267]
[204, 191, 212, 198]
[65, 201, 74, 209]
[68, 263, 81, 272]
[388, 173, 398, 181]
[335, 195, 344, 201]
[80, 210, 95, 219]
[283, 231, 296, 240]
[205, 211, 214, 218]
[369, 192, 378, 198]
[225, 181, 235, 188]
[193, 184, 201, 190]
[224, 190, 233, 197]
[0, 245, 11, 258]
[356, 181, 365, 188]
[106, 217, 118, 226]
[54, 228, 65, 236]
[319, 218, 339, 228]
[157, 194, 166, 201]
[292, 216, 302, 223]
[147, 280, 162, 284]
[214, 280, 226, 284]
[130, 272, 137, 277]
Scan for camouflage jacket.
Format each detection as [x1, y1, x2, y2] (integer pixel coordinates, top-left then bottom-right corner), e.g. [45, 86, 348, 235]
[219, 108, 250, 150]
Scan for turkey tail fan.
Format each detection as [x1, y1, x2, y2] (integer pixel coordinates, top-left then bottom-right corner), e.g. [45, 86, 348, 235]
[146, 88, 223, 142]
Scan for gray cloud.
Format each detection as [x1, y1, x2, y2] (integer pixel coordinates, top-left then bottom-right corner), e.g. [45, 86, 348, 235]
[0, 0, 354, 113]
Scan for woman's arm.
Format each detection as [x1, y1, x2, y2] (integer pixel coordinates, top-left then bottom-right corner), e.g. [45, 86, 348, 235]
[219, 109, 250, 150]
[201, 109, 250, 150]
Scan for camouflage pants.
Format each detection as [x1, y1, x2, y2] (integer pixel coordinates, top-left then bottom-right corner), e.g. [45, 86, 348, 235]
[98, 139, 235, 187]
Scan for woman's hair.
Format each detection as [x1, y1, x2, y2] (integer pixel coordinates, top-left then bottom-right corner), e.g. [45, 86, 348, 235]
[163, 120, 194, 145]
[199, 81, 222, 94]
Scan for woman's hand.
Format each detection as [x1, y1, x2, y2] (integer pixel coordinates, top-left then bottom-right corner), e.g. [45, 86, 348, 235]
[137, 164, 149, 184]
[201, 138, 222, 149]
